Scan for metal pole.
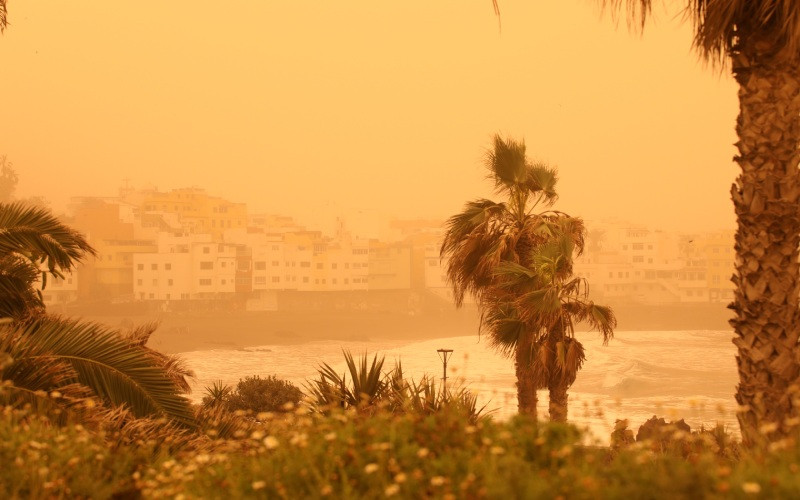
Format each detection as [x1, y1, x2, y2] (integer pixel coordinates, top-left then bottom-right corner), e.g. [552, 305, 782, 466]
[437, 348, 453, 399]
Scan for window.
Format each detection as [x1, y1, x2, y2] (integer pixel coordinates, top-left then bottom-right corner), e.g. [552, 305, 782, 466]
[168, 279, 173, 286]
[633, 256, 644, 263]
[618, 272, 623, 278]
[344, 278, 349, 284]
[345, 263, 350, 269]
[300, 261, 310, 268]
[152, 279, 158, 285]
[151, 263, 158, 270]
[648, 258, 653, 264]
[303, 277, 309, 283]
[199, 279, 212, 286]
[272, 245, 279, 250]
[221, 279, 226, 285]
[255, 261, 267, 270]
[272, 277, 280, 283]
[333, 279, 337, 284]
[222, 262, 226, 268]
[140, 293, 145, 300]
[632, 243, 644, 250]
[149, 293, 154, 299]
[272, 261, 280, 266]
[137, 279, 143, 286]
[200, 261, 213, 270]
[137, 263, 144, 271]
[166, 294, 171, 300]
[332, 263, 337, 269]
[165, 263, 172, 271]
[181, 293, 190, 300]
[316, 263, 323, 269]
[608, 272, 613, 278]
[255, 276, 266, 285]
[203, 247, 210, 254]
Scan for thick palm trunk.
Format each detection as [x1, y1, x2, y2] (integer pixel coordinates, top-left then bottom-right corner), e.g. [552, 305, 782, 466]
[730, 50, 800, 447]
[515, 332, 537, 419]
[547, 379, 568, 422]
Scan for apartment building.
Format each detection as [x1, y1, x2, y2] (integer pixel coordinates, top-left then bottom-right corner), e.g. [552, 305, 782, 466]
[127, 188, 247, 241]
[133, 233, 239, 301]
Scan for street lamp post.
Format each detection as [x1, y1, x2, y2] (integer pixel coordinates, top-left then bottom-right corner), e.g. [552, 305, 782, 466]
[437, 348, 453, 398]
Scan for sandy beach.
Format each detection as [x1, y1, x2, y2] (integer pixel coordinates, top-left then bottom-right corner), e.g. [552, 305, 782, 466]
[78, 309, 483, 354]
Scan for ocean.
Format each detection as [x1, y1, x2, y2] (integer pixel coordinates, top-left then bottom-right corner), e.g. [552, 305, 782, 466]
[179, 330, 740, 443]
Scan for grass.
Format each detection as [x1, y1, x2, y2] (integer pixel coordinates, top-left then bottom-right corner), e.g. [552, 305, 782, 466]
[5, 400, 800, 499]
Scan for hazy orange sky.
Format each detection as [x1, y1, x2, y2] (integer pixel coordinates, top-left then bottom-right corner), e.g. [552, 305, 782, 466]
[0, 1, 738, 234]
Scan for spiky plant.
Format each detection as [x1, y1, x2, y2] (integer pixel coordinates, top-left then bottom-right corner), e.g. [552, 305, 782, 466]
[440, 135, 585, 418]
[599, 0, 800, 448]
[306, 350, 391, 412]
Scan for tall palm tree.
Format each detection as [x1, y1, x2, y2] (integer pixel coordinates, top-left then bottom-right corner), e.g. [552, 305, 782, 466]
[601, 0, 800, 447]
[486, 231, 616, 422]
[0, 202, 95, 319]
[440, 135, 585, 418]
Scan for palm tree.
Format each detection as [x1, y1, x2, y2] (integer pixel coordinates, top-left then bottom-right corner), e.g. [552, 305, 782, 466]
[485, 231, 616, 422]
[600, 0, 800, 447]
[0, 203, 196, 426]
[0, 202, 95, 319]
[440, 135, 585, 418]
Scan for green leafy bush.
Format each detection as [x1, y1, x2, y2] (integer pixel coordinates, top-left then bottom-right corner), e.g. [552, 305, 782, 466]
[217, 375, 304, 415]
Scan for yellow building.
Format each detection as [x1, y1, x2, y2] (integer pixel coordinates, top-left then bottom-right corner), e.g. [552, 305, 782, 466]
[132, 188, 247, 241]
[698, 230, 736, 303]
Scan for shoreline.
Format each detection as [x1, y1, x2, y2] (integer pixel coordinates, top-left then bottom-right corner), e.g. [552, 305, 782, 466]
[69, 300, 732, 355]
[79, 309, 483, 354]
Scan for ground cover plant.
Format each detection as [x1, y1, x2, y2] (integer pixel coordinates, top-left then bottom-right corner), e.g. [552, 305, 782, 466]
[6, 399, 800, 499]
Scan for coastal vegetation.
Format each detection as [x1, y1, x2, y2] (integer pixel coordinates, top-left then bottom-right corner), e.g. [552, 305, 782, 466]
[440, 135, 616, 421]
[0, 190, 799, 498]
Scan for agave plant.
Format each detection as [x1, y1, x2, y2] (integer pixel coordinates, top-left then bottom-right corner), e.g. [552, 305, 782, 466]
[306, 350, 392, 412]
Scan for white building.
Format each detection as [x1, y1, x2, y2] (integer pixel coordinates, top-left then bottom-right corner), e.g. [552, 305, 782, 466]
[133, 233, 238, 301]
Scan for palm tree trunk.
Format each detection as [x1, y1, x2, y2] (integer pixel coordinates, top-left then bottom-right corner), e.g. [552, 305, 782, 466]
[730, 49, 800, 447]
[547, 379, 568, 423]
[515, 331, 537, 419]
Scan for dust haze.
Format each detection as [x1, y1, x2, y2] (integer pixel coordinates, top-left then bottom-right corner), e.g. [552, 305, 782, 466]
[1, 1, 738, 350]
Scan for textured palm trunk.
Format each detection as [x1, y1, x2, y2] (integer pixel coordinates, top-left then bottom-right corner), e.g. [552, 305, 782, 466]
[730, 49, 800, 447]
[547, 379, 568, 423]
[515, 331, 537, 419]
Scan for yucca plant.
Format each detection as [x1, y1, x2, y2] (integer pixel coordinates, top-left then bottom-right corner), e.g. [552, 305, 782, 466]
[202, 381, 233, 409]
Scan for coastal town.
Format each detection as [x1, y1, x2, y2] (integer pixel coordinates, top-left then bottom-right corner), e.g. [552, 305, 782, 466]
[43, 185, 736, 315]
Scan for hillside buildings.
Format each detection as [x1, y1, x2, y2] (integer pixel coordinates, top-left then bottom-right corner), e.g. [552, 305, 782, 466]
[55, 187, 735, 311]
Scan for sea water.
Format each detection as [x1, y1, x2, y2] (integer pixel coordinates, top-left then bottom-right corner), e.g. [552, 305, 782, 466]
[179, 330, 739, 442]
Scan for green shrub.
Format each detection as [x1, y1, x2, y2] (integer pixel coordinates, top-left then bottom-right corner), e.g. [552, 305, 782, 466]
[225, 375, 304, 415]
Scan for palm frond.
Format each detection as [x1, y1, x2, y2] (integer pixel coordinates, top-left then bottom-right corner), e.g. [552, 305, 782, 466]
[0, 254, 43, 319]
[0, 202, 96, 271]
[2, 316, 196, 426]
[486, 135, 528, 192]
[0, 0, 6, 33]
[526, 162, 559, 205]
